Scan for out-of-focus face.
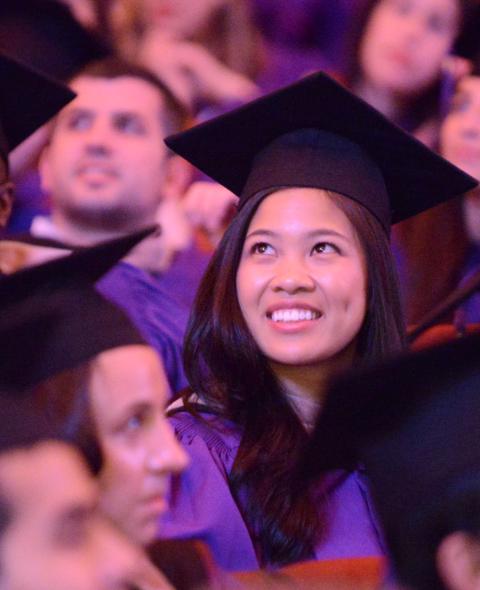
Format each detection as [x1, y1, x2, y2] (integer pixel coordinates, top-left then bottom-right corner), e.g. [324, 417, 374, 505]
[441, 75, 480, 180]
[90, 345, 188, 546]
[236, 189, 367, 370]
[441, 75, 480, 242]
[360, 0, 460, 97]
[139, 0, 225, 38]
[0, 440, 136, 590]
[40, 76, 171, 233]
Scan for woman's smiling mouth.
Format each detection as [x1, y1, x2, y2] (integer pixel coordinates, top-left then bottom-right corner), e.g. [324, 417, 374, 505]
[268, 308, 321, 322]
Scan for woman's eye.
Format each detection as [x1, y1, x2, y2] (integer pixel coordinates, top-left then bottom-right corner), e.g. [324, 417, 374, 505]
[251, 242, 274, 255]
[311, 242, 339, 255]
[123, 414, 144, 432]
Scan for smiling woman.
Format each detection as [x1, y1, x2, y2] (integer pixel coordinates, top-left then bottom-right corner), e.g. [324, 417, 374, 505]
[236, 189, 367, 372]
[158, 72, 476, 570]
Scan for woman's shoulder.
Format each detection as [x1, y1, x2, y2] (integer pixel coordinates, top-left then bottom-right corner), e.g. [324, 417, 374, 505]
[168, 399, 242, 465]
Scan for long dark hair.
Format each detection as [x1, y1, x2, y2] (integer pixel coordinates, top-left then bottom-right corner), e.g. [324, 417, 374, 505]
[342, 0, 474, 133]
[182, 189, 405, 566]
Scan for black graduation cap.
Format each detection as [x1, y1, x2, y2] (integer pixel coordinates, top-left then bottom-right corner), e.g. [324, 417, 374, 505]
[0, 227, 156, 389]
[0, 52, 75, 163]
[303, 332, 480, 536]
[165, 72, 477, 233]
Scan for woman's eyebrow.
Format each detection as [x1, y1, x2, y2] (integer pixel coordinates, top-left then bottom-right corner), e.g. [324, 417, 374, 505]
[245, 228, 348, 240]
[245, 229, 278, 239]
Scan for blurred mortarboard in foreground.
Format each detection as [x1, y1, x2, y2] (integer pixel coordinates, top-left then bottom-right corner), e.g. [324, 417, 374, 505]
[0, 52, 75, 163]
[303, 332, 480, 535]
[165, 72, 477, 233]
[0, 227, 156, 389]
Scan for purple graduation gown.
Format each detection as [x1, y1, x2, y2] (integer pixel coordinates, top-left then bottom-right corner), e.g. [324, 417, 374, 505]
[160, 411, 385, 572]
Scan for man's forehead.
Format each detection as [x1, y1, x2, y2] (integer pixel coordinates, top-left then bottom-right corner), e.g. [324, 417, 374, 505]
[68, 75, 167, 115]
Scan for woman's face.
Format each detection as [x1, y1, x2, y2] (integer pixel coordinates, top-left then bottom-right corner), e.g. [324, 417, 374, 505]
[236, 188, 367, 370]
[139, 0, 225, 38]
[89, 345, 188, 546]
[441, 75, 480, 242]
[360, 0, 460, 97]
[441, 75, 480, 180]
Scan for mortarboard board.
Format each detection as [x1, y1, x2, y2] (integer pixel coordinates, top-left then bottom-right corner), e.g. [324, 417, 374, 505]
[0, 52, 75, 164]
[0, 227, 156, 389]
[303, 333, 480, 538]
[165, 72, 477, 233]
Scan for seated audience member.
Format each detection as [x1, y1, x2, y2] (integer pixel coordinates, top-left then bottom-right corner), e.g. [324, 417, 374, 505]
[0, 231, 240, 589]
[306, 331, 480, 590]
[0, 0, 109, 232]
[0, 394, 145, 590]
[440, 59, 480, 323]
[154, 73, 475, 571]
[342, 0, 478, 324]
[111, 0, 260, 111]
[0, 51, 74, 228]
[36, 57, 210, 394]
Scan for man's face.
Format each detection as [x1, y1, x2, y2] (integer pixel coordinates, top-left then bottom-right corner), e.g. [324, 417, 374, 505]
[40, 76, 171, 232]
[0, 440, 136, 590]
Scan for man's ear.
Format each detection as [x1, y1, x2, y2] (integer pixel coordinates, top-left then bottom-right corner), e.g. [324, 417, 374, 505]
[162, 154, 194, 200]
[437, 532, 480, 590]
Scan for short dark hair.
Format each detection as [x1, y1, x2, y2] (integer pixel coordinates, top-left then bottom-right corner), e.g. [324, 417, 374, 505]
[71, 57, 190, 136]
[390, 474, 480, 590]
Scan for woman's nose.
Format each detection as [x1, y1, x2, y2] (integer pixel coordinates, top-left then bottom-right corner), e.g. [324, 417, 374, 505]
[270, 258, 316, 294]
[146, 421, 189, 474]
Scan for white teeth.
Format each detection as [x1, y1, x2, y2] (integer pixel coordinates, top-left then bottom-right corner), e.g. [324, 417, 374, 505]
[270, 309, 319, 322]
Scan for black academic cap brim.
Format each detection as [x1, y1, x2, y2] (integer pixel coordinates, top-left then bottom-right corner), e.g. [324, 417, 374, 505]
[0, 52, 75, 156]
[0, 226, 156, 304]
[165, 72, 477, 231]
[303, 333, 480, 523]
[0, 227, 155, 389]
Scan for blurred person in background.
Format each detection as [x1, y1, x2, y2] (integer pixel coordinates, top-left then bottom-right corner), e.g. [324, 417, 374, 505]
[0, 230, 188, 589]
[342, 0, 480, 325]
[440, 57, 480, 323]
[36, 57, 210, 395]
[0, 396, 146, 590]
[109, 0, 260, 112]
[0, 0, 108, 233]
